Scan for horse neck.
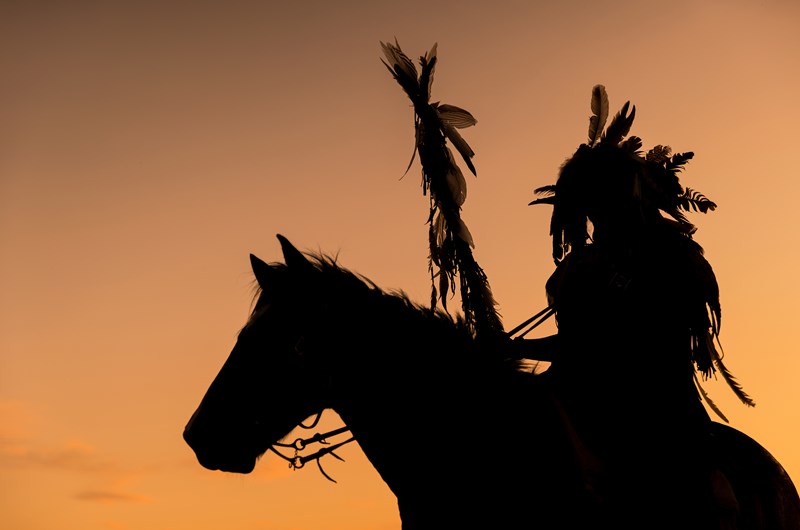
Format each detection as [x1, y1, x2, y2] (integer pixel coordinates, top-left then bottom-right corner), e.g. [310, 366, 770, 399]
[327, 353, 563, 527]
[315, 294, 547, 512]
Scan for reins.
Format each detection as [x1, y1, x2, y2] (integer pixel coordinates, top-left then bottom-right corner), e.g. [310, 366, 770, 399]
[506, 305, 555, 339]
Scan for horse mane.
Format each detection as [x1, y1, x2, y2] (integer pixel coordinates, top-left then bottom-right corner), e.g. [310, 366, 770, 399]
[249, 251, 514, 370]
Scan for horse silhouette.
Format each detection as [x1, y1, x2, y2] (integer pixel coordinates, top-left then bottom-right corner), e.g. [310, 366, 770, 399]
[184, 235, 800, 529]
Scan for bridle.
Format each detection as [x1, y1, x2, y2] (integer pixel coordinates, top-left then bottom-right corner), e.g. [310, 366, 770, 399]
[266, 336, 355, 483]
[266, 306, 554, 482]
[268, 411, 354, 483]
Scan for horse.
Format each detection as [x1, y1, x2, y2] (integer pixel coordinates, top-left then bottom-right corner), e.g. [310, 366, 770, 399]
[183, 235, 800, 530]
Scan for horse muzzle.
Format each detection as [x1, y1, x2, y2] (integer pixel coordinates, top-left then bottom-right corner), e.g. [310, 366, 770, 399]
[183, 415, 258, 474]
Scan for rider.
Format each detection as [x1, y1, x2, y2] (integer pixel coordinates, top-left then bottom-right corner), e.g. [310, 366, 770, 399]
[524, 86, 753, 527]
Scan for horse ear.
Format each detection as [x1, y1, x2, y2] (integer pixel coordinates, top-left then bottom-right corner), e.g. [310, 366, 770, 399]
[276, 234, 313, 271]
[249, 253, 273, 289]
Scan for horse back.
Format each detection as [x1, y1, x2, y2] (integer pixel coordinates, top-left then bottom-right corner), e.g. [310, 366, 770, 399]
[712, 422, 800, 530]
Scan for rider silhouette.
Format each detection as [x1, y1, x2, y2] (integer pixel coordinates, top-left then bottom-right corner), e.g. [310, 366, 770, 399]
[525, 86, 753, 527]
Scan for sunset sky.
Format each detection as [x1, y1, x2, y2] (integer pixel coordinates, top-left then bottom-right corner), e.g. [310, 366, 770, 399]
[2, 1, 799, 528]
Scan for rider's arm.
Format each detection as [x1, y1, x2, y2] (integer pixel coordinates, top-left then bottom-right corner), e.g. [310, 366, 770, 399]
[510, 334, 560, 362]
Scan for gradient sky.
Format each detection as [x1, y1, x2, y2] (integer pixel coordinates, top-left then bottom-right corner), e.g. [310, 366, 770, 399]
[2, 1, 799, 529]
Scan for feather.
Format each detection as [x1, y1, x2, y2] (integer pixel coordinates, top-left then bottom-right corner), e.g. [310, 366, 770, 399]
[529, 185, 556, 206]
[381, 40, 417, 79]
[709, 334, 756, 407]
[692, 333, 713, 376]
[445, 164, 467, 206]
[694, 373, 729, 423]
[457, 218, 475, 248]
[442, 124, 477, 176]
[400, 118, 420, 179]
[710, 303, 721, 337]
[436, 103, 478, 128]
[601, 101, 636, 146]
[428, 220, 440, 266]
[438, 270, 449, 310]
[534, 184, 557, 196]
[433, 210, 446, 247]
[587, 84, 609, 147]
[667, 151, 694, 174]
[677, 188, 717, 213]
[481, 280, 498, 311]
[380, 40, 419, 100]
[420, 43, 438, 103]
[646, 145, 672, 164]
[687, 252, 720, 328]
[418, 55, 436, 105]
[621, 135, 642, 154]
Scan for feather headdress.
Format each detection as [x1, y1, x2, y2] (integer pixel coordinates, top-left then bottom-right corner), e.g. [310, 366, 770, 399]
[530, 85, 753, 417]
[530, 85, 718, 262]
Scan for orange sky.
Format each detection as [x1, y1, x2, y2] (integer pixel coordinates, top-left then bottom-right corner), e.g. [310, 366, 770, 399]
[2, 1, 799, 528]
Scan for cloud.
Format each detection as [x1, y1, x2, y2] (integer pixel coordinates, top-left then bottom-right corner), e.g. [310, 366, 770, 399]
[0, 400, 151, 504]
[0, 437, 120, 474]
[1, 438, 151, 503]
[2, 440, 151, 503]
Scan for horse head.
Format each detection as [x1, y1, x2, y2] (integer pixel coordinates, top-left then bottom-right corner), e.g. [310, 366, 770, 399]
[183, 235, 333, 473]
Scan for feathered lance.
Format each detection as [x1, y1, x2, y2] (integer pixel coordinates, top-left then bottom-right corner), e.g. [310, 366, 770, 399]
[381, 40, 503, 339]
